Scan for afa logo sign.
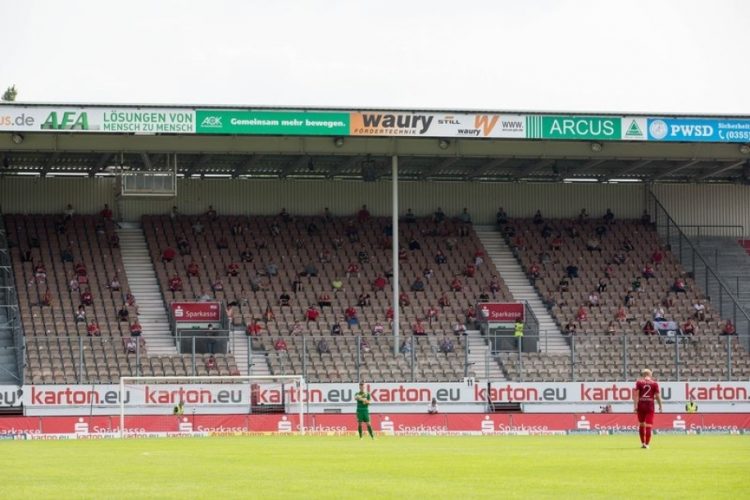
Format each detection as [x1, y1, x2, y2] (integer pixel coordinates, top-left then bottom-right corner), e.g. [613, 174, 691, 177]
[41, 111, 90, 131]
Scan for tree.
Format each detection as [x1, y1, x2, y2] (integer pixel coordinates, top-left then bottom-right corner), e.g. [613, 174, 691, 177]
[2, 85, 17, 102]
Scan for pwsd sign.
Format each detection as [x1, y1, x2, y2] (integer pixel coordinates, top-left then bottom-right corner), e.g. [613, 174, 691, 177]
[171, 302, 221, 323]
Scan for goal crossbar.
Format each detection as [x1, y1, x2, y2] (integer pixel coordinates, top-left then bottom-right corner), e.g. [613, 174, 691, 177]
[119, 375, 305, 438]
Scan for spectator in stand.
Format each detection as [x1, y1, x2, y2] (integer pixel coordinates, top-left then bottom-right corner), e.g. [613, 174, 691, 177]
[643, 320, 656, 335]
[496, 207, 508, 226]
[528, 263, 541, 283]
[662, 295, 675, 309]
[616, 306, 627, 322]
[330, 323, 343, 336]
[604, 265, 614, 279]
[631, 277, 642, 292]
[439, 337, 454, 355]
[489, 276, 501, 298]
[672, 277, 687, 294]
[206, 205, 217, 220]
[606, 321, 616, 335]
[240, 249, 254, 263]
[332, 278, 343, 293]
[612, 252, 626, 265]
[400, 338, 413, 357]
[588, 292, 600, 308]
[373, 276, 387, 292]
[346, 263, 360, 278]
[126, 291, 136, 307]
[176, 235, 190, 256]
[317, 338, 331, 355]
[426, 306, 439, 325]
[191, 219, 204, 235]
[87, 320, 101, 337]
[302, 263, 318, 277]
[413, 319, 426, 335]
[169, 206, 179, 219]
[398, 247, 408, 260]
[20, 248, 32, 263]
[205, 354, 217, 372]
[460, 208, 472, 224]
[130, 320, 143, 337]
[465, 306, 477, 323]
[682, 318, 696, 336]
[478, 291, 490, 303]
[357, 293, 371, 307]
[411, 278, 426, 292]
[566, 264, 579, 279]
[69, 276, 80, 292]
[61, 246, 73, 263]
[721, 320, 737, 336]
[34, 262, 47, 282]
[270, 222, 281, 236]
[651, 248, 664, 265]
[265, 263, 279, 277]
[450, 276, 463, 292]
[438, 293, 450, 309]
[533, 210, 543, 225]
[435, 250, 447, 265]
[550, 234, 563, 251]
[38, 287, 51, 307]
[231, 222, 244, 236]
[464, 263, 476, 278]
[603, 208, 615, 224]
[653, 307, 666, 322]
[274, 338, 288, 351]
[169, 275, 183, 292]
[403, 208, 417, 224]
[182, 260, 198, 277]
[433, 207, 446, 223]
[453, 322, 467, 335]
[357, 249, 370, 264]
[345, 222, 359, 243]
[596, 278, 608, 293]
[216, 236, 229, 250]
[642, 264, 656, 279]
[345, 306, 359, 327]
[541, 224, 553, 239]
[197, 290, 212, 302]
[80, 288, 93, 306]
[109, 233, 120, 248]
[386, 307, 394, 324]
[399, 292, 411, 307]
[225, 262, 240, 277]
[564, 321, 577, 336]
[246, 319, 263, 336]
[622, 238, 635, 252]
[373, 322, 385, 336]
[624, 291, 635, 308]
[318, 249, 331, 263]
[279, 292, 291, 307]
[161, 247, 177, 263]
[577, 208, 589, 223]
[98, 204, 113, 221]
[576, 305, 587, 324]
[75, 305, 87, 323]
[586, 237, 602, 253]
[64, 203, 75, 220]
[693, 301, 706, 321]
[357, 204, 371, 223]
[359, 337, 371, 354]
[118, 304, 129, 322]
[594, 224, 607, 238]
[305, 305, 320, 324]
[408, 237, 421, 251]
[558, 277, 569, 293]
[291, 277, 302, 293]
[211, 278, 224, 292]
[318, 292, 332, 308]
[641, 210, 652, 225]
[109, 275, 121, 291]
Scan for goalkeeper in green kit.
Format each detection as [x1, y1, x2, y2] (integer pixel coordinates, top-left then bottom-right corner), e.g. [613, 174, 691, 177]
[355, 382, 374, 439]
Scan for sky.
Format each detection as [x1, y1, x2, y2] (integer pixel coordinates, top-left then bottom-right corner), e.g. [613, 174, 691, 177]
[3, 0, 750, 114]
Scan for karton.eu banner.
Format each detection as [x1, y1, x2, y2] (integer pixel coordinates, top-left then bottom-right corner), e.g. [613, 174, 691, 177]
[0, 106, 195, 133]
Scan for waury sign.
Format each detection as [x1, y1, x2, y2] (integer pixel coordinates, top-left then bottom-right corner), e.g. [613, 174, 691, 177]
[171, 302, 221, 323]
[348, 111, 526, 138]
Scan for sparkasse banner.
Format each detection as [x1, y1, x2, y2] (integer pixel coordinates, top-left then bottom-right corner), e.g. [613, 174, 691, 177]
[171, 302, 221, 323]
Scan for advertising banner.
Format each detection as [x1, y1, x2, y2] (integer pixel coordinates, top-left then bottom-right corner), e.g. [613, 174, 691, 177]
[647, 118, 750, 142]
[0, 106, 195, 133]
[2, 413, 750, 437]
[171, 302, 221, 323]
[196, 110, 350, 135]
[349, 111, 526, 138]
[478, 302, 524, 322]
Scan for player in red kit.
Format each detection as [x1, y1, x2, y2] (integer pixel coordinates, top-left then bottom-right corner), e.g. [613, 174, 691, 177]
[634, 368, 663, 449]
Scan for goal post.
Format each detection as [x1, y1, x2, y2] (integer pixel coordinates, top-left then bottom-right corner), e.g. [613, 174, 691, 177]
[119, 375, 305, 438]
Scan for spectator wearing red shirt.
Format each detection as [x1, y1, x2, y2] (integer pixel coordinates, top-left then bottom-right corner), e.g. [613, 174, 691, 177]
[576, 305, 587, 323]
[226, 262, 240, 277]
[80, 288, 93, 306]
[464, 264, 476, 278]
[651, 249, 664, 265]
[642, 264, 655, 279]
[721, 320, 736, 336]
[130, 320, 142, 337]
[161, 247, 177, 263]
[682, 319, 696, 336]
[466, 306, 477, 323]
[643, 321, 656, 335]
[126, 291, 136, 307]
[205, 354, 217, 372]
[274, 338, 288, 351]
[246, 319, 262, 336]
[399, 292, 411, 307]
[100, 204, 113, 220]
[169, 276, 183, 292]
[306, 306, 320, 323]
[345, 306, 359, 327]
[184, 261, 199, 277]
[346, 263, 360, 278]
[616, 306, 627, 322]
[528, 263, 540, 282]
[109, 233, 120, 248]
[413, 319, 426, 335]
[426, 306, 439, 325]
[40, 288, 52, 307]
[550, 235, 563, 251]
[318, 293, 332, 308]
[373, 276, 387, 292]
[87, 320, 101, 337]
[398, 247, 408, 260]
[438, 294, 450, 309]
[386, 307, 394, 324]
[450, 276, 463, 292]
[672, 277, 687, 294]
[357, 204, 370, 223]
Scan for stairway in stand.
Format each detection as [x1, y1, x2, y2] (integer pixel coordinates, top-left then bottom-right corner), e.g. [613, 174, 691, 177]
[465, 330, 506, 381]
[474, 225, 569, 355]
[230, 329, 271, 377]
[117, 225, 177, 355]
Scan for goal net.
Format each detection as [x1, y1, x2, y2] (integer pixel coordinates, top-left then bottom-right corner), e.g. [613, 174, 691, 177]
[118, 375, 305, 438]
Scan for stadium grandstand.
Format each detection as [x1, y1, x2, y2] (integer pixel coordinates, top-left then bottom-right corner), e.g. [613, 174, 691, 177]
[0, 104, 749, 418]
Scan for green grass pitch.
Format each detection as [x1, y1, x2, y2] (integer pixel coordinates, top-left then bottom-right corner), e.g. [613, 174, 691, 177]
[1, 435, 748, 499]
